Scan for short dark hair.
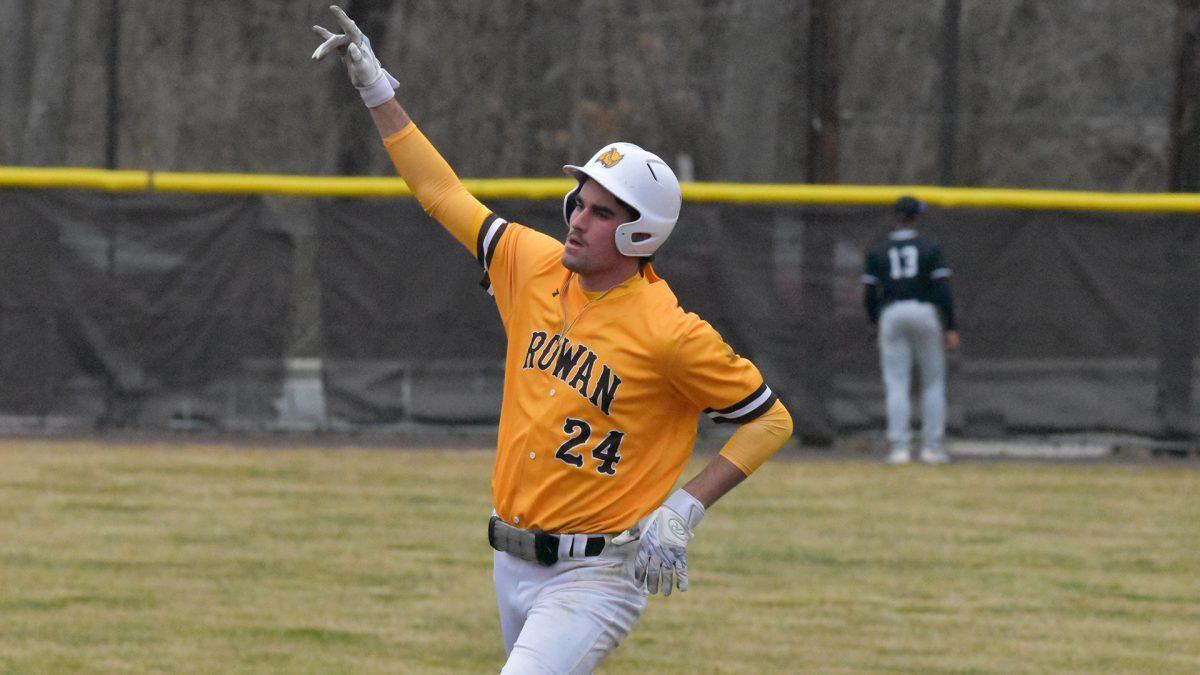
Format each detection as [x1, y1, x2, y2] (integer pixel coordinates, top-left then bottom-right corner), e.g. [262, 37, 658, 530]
[894, 196, 926, 222]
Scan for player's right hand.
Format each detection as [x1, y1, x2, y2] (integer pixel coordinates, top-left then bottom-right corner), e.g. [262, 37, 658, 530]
[311, 5, 399, 108]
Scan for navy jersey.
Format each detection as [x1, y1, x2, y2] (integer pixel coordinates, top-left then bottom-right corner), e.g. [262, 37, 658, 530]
[862, 228, 955, 329]
[862, 229, 950, 303]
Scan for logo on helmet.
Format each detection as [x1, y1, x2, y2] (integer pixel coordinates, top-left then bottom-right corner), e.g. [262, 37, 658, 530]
[595, 148, 624, 168]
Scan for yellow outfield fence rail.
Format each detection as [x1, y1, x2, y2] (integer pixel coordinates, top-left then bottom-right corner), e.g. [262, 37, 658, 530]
[3, 165, 1200, 212]
[0, 166, 151, 193]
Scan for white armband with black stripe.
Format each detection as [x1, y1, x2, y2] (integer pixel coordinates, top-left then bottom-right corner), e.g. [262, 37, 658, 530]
[704, 383, 778, 425]
[475, 214, 509, 297]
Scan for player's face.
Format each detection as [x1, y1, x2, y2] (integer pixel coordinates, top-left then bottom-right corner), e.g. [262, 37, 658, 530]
[562, 179, 634, 277]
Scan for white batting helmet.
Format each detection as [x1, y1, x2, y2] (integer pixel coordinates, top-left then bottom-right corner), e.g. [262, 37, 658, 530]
[562, 142, 682, 257]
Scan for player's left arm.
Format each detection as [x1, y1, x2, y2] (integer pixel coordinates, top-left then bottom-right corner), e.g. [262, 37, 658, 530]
[678, 398, 793, 504]
[701, 398, 793, 490]
[613, 320, 792, 596]
[613, 400, 792, 597]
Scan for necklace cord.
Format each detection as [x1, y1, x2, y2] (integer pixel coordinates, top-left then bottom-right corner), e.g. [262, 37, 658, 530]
[559, 273, 622, 337]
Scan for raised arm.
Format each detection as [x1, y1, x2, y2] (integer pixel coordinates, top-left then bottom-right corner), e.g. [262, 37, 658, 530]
[312, 6, 488, 252]
[367, 99, 409, 136]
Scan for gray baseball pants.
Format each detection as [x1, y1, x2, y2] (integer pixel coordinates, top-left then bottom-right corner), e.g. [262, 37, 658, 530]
[878, 300, 946, 454]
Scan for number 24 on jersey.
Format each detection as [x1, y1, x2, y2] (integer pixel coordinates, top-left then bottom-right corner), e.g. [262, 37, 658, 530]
[554, 417, 624, 476]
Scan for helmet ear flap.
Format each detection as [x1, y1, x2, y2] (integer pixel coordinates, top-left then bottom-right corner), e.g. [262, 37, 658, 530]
[562, 180, 585, 227]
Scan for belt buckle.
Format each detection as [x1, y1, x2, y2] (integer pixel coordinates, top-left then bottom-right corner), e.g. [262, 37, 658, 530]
[533, 532, 559, 566]
[489, 517, 606, 566]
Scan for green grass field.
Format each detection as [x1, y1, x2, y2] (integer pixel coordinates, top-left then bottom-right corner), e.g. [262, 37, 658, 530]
[0, 439, 1197, 674]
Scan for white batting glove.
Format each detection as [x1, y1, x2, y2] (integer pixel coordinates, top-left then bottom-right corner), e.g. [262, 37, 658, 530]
[612, 489, 705, 597]
[311, 5, 399, 108]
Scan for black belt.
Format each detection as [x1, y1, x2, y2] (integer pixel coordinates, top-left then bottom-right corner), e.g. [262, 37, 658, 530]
[488, 516, 606, 566]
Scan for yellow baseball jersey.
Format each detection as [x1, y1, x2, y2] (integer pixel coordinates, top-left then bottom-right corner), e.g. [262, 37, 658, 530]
[479, 218, 776, 534]
[385, 124, 778, 535]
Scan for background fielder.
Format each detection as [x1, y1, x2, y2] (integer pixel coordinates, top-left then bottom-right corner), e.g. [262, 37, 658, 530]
[862, 196, 959, 465]
[313, 7, 794, 673]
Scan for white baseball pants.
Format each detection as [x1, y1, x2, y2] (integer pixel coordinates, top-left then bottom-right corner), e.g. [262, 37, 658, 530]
[494, 538, 647, 674]
[878, 300, 946, 454]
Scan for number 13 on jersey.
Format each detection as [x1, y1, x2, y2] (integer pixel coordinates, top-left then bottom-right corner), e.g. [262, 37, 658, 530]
[888, 245, 919, 279]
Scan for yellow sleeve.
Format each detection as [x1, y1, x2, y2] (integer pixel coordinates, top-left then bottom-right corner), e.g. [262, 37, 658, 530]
[718, 400, 793, 475]
[667, 317, 775, 419]
[383, 123, 491, 253]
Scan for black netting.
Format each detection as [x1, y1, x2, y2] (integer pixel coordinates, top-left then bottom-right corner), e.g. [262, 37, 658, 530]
[316, 198, 1200, 438]
[0, 189, 291, 429]
[3, 189, 1197, 437]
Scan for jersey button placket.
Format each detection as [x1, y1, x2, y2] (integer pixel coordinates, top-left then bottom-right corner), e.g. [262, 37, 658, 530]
[517, 371, 567, 487]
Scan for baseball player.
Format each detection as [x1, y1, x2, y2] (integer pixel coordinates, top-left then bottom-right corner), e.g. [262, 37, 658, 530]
[312, 7, 794, 673]
[862, 196, 959, 464]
